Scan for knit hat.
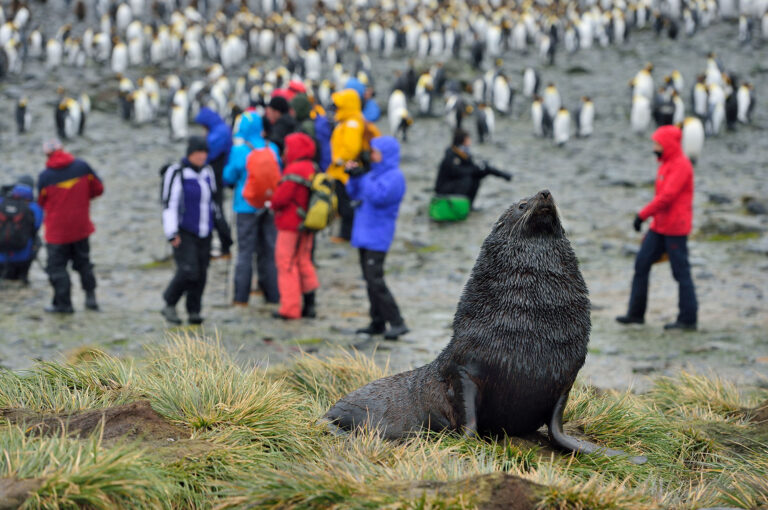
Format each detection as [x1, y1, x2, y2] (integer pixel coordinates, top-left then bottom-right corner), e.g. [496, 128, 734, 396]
[267, 96, 290, 114]
[16, 175, 34, 188]
[452, 129, 469, 147]
[42, 138, 63, 155]
[186, 135, 208, 156]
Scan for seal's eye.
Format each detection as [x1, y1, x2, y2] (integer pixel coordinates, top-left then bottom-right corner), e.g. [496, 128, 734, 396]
[518, 202, 527, 210]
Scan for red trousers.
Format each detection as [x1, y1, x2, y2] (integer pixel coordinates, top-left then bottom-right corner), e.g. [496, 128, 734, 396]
[275, 230, 319, 318]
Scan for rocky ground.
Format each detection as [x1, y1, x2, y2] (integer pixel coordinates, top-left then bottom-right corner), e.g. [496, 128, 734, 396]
[0, 13, 766, 393]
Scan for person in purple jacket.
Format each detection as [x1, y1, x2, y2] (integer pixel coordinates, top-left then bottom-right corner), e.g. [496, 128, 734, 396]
[346, 136, 409, 340]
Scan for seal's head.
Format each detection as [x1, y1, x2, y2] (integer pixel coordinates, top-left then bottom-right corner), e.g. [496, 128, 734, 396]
[499, 189, 563, 238]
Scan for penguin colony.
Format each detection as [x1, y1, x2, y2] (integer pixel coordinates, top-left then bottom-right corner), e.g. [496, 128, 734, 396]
[0, 0, 761, 153]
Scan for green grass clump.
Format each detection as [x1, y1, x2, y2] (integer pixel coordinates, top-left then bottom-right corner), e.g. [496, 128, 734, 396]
[1, 333, 767, 509]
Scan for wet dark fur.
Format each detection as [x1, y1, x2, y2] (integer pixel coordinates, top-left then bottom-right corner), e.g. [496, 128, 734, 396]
[324, 190, 590, 438]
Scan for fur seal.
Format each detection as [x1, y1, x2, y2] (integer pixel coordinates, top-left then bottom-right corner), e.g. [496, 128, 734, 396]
[323, 190, 647, 464]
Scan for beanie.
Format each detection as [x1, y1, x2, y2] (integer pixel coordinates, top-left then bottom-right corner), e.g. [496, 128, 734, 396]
[268, 96, 290, 114]
[16, 175, 34, 188]
[452, 129, 469, 147]
[186, 135, 208, 156]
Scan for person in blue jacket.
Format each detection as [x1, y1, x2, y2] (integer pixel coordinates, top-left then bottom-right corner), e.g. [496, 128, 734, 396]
[223, 111, 281, 305]
[195, 107, 234, 257]
[346, 136, 408, 340]
[0, 175, 43, 283]
[345, 77, 381, 123]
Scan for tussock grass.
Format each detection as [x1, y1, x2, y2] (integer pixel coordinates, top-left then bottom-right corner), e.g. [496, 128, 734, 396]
[1, 333, 767, 509]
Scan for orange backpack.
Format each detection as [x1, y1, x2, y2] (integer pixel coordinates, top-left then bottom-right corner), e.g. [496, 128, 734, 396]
[241, 142, 281, 208]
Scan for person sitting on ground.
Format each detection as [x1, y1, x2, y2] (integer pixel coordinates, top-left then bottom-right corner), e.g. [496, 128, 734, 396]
[223, 112, 281, 306]
[194, 107, 234, 258]
[264, 96, 297, 156]
[161, 136, 217, 325]
[0, 175, 43, 283]
[435, 129, 512, 209]
[37, 139, 104, 313]
[346, 136, 409, 340]
[270, 132, 320, 320]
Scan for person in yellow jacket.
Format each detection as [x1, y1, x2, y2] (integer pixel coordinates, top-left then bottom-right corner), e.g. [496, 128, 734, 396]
[327, 89, 365, 242]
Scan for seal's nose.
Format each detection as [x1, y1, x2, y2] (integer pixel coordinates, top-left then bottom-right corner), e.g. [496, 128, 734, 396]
[539, 190, 551, 200]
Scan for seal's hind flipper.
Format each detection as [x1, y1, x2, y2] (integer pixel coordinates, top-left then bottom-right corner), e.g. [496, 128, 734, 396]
[318, 417, 350, 437]
[548, 391, 648, 465]
[458, 365, 479, 437]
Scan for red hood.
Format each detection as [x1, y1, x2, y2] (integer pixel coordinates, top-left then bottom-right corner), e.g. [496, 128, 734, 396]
[46, 150, 76, 169]
[283, 132, 316, 165]
[652, 125, 683, 162]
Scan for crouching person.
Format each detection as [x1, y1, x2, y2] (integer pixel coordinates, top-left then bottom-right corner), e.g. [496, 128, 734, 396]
[270, 132, 319, 320]
[161, 137, 216, 325]
[0, 176, 43, 283]
[346, 136, 409, 340]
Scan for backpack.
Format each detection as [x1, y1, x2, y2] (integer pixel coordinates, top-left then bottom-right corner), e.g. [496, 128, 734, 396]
[314, 114, 333, 171]
[159, 163, 182, 207]
[242, 142, 281, 208]
[0, 198, 35, 253]
[429, 195, 471, 222]
[281, 170, 338, 231]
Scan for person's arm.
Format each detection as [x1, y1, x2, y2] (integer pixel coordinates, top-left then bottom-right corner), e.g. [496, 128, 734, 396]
[270, 178, 298, 211]
[335, 121, 364, 163]
[222, 149, 241, 186]
[639, 165, 690, 220]
[85, 162, 104, 198]
[162, 169, 182, 241]
[346, 174, 362, 200]
[32, 204, 43, 230]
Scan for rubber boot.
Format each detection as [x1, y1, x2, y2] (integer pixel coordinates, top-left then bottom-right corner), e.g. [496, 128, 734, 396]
[85, 290, 99, 311]
[302, 291, 316, 318]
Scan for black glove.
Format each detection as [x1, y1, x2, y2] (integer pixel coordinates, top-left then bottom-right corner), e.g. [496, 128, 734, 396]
[344, 163, 368, 178]
[633, 215, 643, 232]
[484, 163, 513, 182]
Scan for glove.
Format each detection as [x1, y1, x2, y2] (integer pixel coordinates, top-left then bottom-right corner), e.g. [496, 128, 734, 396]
[344, 162, 368, 178]
[485, 163, 513, 182]
[633, 215, 643, 232]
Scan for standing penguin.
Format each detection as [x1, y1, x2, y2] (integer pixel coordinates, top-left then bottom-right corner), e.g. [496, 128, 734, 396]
[522, 67, 540, 98]
[16, 96, 30, 134]
[492, 74, 514, 116]
[387, 89, 408, 133]
[475, 103, 495, 144]
[681, 116, 705, 164]
[169, 104, 188, 141]
[543, 83, 561, 120]
[736, 83, 755, 123]
[575, 97, 594, 137]
[78, 93, 90, 135]
[631, 94, 652, 133]
[531, 95, 549, 137]
[691, 76, 708, 118]
[553, 108, 571, 146]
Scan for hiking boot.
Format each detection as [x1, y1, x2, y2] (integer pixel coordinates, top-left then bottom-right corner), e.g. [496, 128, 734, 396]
[302, 291, 316, 318]
[85, 290, 99, 311]
[329, 236, 349, 244]
[272, 310, 295, 320]
[384, 323, 410, 340]
[355, 322, 386, 335]
[663, 321, 697, 331]
[161, 305, 182, 325]
[615, 315, 644, 325]
[232, 301, 249, 307]
[44, 304, 74, 314]
[188, 313, 204, 325]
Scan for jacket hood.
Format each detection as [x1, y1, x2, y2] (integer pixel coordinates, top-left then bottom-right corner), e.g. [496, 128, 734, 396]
[344, 77, 366, 102]
[233, 111, 265, 144]
[194, 107, 226, 130]
[290, 94, 312, 122]
[46, 150, 76, 169]
[283, 132, 316, 165]
[332, 89, 362, 121]
[370, 136, 400, 174]
[652, 125, 684, 161]
[10, 184, 33, 201]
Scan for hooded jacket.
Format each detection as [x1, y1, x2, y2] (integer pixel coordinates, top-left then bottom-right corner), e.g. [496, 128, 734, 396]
[223, 112, 281, 214]
[327, 89, 365, 184]
[195, 107, 233, 165]
[435, 146, 485, 196]
[291, 93, 315, 138]
[271, 133, 317, 231]
[38, 150, 103, 244]
[345, 77, 381, 122]
[347, 136, 406, 252]
[0, 184, 43, 263]
[639, 125, 694, 236]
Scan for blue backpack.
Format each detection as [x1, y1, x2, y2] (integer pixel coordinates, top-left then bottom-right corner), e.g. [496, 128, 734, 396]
[314, 114, 333, 172]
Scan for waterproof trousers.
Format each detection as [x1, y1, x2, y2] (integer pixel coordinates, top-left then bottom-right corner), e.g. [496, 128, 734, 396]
[46, 238, 96, 309]
[627, 230, 698, 325]
[275, 230, 319, 319]
[334, 180, 354, 240]
[359, 249, 404, 328]
[233, 211, 279, 304]
[163, 231, 211, 314]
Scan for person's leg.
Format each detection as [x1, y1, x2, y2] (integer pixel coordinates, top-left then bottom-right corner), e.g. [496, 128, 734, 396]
[296, 231, 319, 293]
[363, 250, 404, 327]
[185, 235, 212, 317]
[255, 210, 280, 303]
[233, 213, 257, 303]
[275, 230, 302, 318]
[359, 249, 383, 328]
[71, 238, 97, 309]
[626, 231, 667, 320]
[665, 235, 698, 326]
[163, 231, 197, 308]
[46, 243, 73, 310]
[214, 205, 233, 255]
[467, 175, 483, 207]
[334, 180, 354, 241]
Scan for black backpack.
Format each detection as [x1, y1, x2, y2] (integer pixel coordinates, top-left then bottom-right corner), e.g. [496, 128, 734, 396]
[0, 198, 35, 253]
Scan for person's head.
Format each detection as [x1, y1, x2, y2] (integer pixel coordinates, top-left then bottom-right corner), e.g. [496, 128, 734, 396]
[186, 136, 208, 167]
[42, 138, 63, 156]
[371, 146, 382, 163]
[452, 129, 470, 148]
[266, 96, 290, 124]
[16, 175, 34, 189]
[651, 125, 682, 162]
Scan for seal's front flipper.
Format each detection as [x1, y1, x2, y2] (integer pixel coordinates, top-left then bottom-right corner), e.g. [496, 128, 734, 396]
[548, 391, 648, 465]
[458, 364, 480, 437]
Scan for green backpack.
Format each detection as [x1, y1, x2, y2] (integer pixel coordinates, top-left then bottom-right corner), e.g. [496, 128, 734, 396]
[429, 195, 471, 222]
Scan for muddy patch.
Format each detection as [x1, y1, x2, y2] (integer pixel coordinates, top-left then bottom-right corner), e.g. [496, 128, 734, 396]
[747, 400, 768, 425]
[399, 472, 541, 510]
[0, 478, 45, 510]
[1, 400, 187, 441]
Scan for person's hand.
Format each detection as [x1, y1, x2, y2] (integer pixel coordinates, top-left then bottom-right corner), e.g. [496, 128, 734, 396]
[170, 235, 181, 248]
[633, 215, 643, 232]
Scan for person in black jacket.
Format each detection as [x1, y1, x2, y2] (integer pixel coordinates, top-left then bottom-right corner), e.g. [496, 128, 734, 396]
[264, 96, 297, 156]
[435, 129, 512, 208]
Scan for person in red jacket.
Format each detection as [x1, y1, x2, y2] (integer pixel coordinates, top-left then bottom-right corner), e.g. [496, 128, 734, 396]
[37, 139, 104, 313]
[270, 132, 319, 320]
[617, 125, 698, 330]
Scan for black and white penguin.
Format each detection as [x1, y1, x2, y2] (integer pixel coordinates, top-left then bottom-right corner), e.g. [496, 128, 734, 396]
[444, 93, 470, 130]
[522, 67, 540, 98]
[553, 108, 571, 146]
[631, 94, 651, 133]
[736, 83, 755, 124]
[531, 95, 551, 137]
[170, 104, 188, 141]
[542, 83, 561, 120]
[415, 73, 434, 116]
[574, 97, 594, 137]
[56, 98, 82, 139]
[78, 93, 90, 135]
[492, 74, 514, 116]
[387, 88, 407, 133]
[15, 96, 30, 134]
[681, 117, 705, 164]
[691, 75, 708, 118]
[475, 103, 495, 144]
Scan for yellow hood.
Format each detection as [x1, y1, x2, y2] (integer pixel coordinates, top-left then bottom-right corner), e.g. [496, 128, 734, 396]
[332, 89, 362, 122]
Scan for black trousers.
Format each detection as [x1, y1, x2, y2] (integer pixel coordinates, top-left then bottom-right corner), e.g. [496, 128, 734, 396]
[2, 260, 33, 282]
[334, 180, 354, 240]
[359, 249, 403, 327]
[210, 156, 234, 254]
[46, 238, 97, 308]
[163, 231, 212, 314]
